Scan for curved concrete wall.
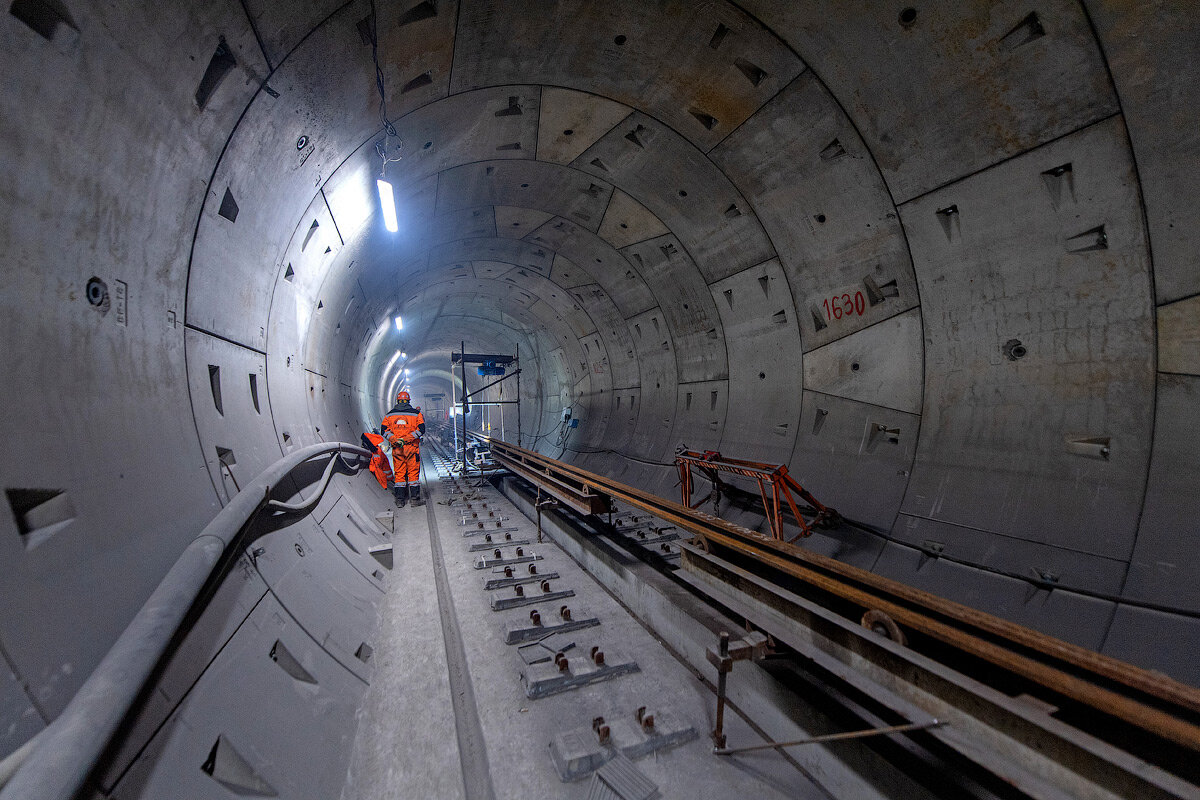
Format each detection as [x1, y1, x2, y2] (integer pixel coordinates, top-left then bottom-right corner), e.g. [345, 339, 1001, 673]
[2, 0, 1198, 790]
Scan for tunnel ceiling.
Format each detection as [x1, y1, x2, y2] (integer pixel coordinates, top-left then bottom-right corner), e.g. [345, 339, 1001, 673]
[4, 0, 1198, 696]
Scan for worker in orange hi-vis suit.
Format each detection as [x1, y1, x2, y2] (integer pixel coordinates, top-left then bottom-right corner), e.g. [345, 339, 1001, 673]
[359, 432, 393, 489]
[380, 390, 425, 507]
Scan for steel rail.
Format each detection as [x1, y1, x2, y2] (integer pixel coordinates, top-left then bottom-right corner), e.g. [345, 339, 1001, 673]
[0, 442, 371, 800]
[487, 439, 1200, 752]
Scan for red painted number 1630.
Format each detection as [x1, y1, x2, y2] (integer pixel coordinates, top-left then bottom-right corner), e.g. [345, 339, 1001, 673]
[822, 291, 866, 321]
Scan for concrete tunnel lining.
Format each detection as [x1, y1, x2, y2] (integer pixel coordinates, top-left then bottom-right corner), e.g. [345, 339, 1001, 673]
[1, 0, 1199, 793]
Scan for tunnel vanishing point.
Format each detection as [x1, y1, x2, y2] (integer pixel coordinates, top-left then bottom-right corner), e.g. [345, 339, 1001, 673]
[1, 0, 1199, 798]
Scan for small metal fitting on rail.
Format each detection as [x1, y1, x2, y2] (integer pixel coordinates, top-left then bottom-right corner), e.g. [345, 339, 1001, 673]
[861, 610, 906, 646]
[514, 585, 524, 597]
[636, 706, 655, 732]
[559, 605, 572, 621]
[590, 646, 605, 666]
[504, 566, 513, 578]
[485, 534, 493, 542]
[709, 630, 770, 750]
[493, 548, 502, 559]
[528, 564, 537, 574]
[556, 653, 570, 672]
[504, 532, 512, 541]
[529, 609, 541, 626]
[515, 547, 524, 557]
[592, 716, 609, 744]
[540, 580, 551, 593]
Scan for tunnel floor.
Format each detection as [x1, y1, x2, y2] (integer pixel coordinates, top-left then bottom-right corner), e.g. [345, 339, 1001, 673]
[340, 455, 821, 799]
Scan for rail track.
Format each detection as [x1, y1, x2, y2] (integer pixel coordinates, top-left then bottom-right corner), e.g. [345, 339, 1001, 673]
[487, 438, 1200, 800]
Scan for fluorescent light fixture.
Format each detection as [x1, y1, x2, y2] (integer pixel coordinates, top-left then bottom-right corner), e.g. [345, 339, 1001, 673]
[377, 178, 398, 233]
[382, 349, 402, 375]
[400, 351, 407, 358]
[394, 315, 403, 331]
[449, 407, 456, 417]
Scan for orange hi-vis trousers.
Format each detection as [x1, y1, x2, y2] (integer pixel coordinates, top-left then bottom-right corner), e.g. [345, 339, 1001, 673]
[391, 439, 421, 484]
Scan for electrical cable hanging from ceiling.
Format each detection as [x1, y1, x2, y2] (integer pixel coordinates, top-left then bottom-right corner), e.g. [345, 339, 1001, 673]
[370, 0, 403, 171]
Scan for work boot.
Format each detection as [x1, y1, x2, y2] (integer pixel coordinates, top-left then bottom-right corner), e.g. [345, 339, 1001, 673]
[410, 483, 423, 507]
[393, 484, 408, 508]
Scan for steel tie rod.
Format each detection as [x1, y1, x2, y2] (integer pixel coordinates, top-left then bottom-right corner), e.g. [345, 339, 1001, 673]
[714, 720, 947, 756]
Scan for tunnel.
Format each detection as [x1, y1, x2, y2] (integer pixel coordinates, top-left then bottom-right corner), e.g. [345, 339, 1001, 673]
[1, 0, 1198, 798]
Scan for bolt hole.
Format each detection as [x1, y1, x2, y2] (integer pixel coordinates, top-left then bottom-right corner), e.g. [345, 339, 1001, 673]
[620, 223, 628, 229]
[423, 141, 432, 149]
[86, 277, 108, 306]
[851, 362, 860, 371]
[815, 214, 826, 223]
[613, 34, 627, 45]
[678, 189, 688, 197]
[563, 129, 574, 136]
[899, 7, 917, 27]
[758, 372, 766, 380]
[1003, 338, 1028, 361]
[520, 183, 529, 188]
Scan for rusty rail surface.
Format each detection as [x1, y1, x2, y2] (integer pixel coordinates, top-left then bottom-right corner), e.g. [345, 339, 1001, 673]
[488, 439, 1200, 757]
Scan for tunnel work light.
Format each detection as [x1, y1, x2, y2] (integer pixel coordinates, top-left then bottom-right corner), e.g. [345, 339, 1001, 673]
[377, 178, 398, 233]
[394, 315, 403, 331]
[383, 350, 402, 374]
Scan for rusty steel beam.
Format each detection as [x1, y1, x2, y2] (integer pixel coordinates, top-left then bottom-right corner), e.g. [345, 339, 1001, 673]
[489, 440, 611, 516]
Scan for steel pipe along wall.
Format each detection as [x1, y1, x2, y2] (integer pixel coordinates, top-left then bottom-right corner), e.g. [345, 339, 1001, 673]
[1, 0, 1198, 789]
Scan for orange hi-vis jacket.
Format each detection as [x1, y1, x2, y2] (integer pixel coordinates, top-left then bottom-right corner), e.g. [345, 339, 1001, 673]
[359, 432, 393, 489]
[381, 402, 425, 484]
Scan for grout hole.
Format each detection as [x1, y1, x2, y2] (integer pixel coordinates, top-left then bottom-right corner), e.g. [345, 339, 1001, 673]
[208, 365, 224, 416]
[6, 488, 75, 550]
[217, 188, 239, 222]
[9, 0, 73, 40]
[397, 0, 436, 26]
[355, 15, 373, 46]
[401, 72, 433, 93]
[709, 23, 730, 49]
[195, 36, 237, 110]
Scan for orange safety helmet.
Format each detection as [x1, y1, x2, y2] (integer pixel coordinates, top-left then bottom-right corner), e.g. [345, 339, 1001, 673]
[396, 390, 410, 403]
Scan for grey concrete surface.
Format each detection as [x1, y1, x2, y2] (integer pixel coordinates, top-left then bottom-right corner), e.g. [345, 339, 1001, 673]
[1, 0, 1198, 795]
[362, 457, 831, 800]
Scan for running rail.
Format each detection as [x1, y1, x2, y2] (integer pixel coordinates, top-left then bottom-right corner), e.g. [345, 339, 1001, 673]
[0, 442, 371, 800]
[488, 439, 1200, 797]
